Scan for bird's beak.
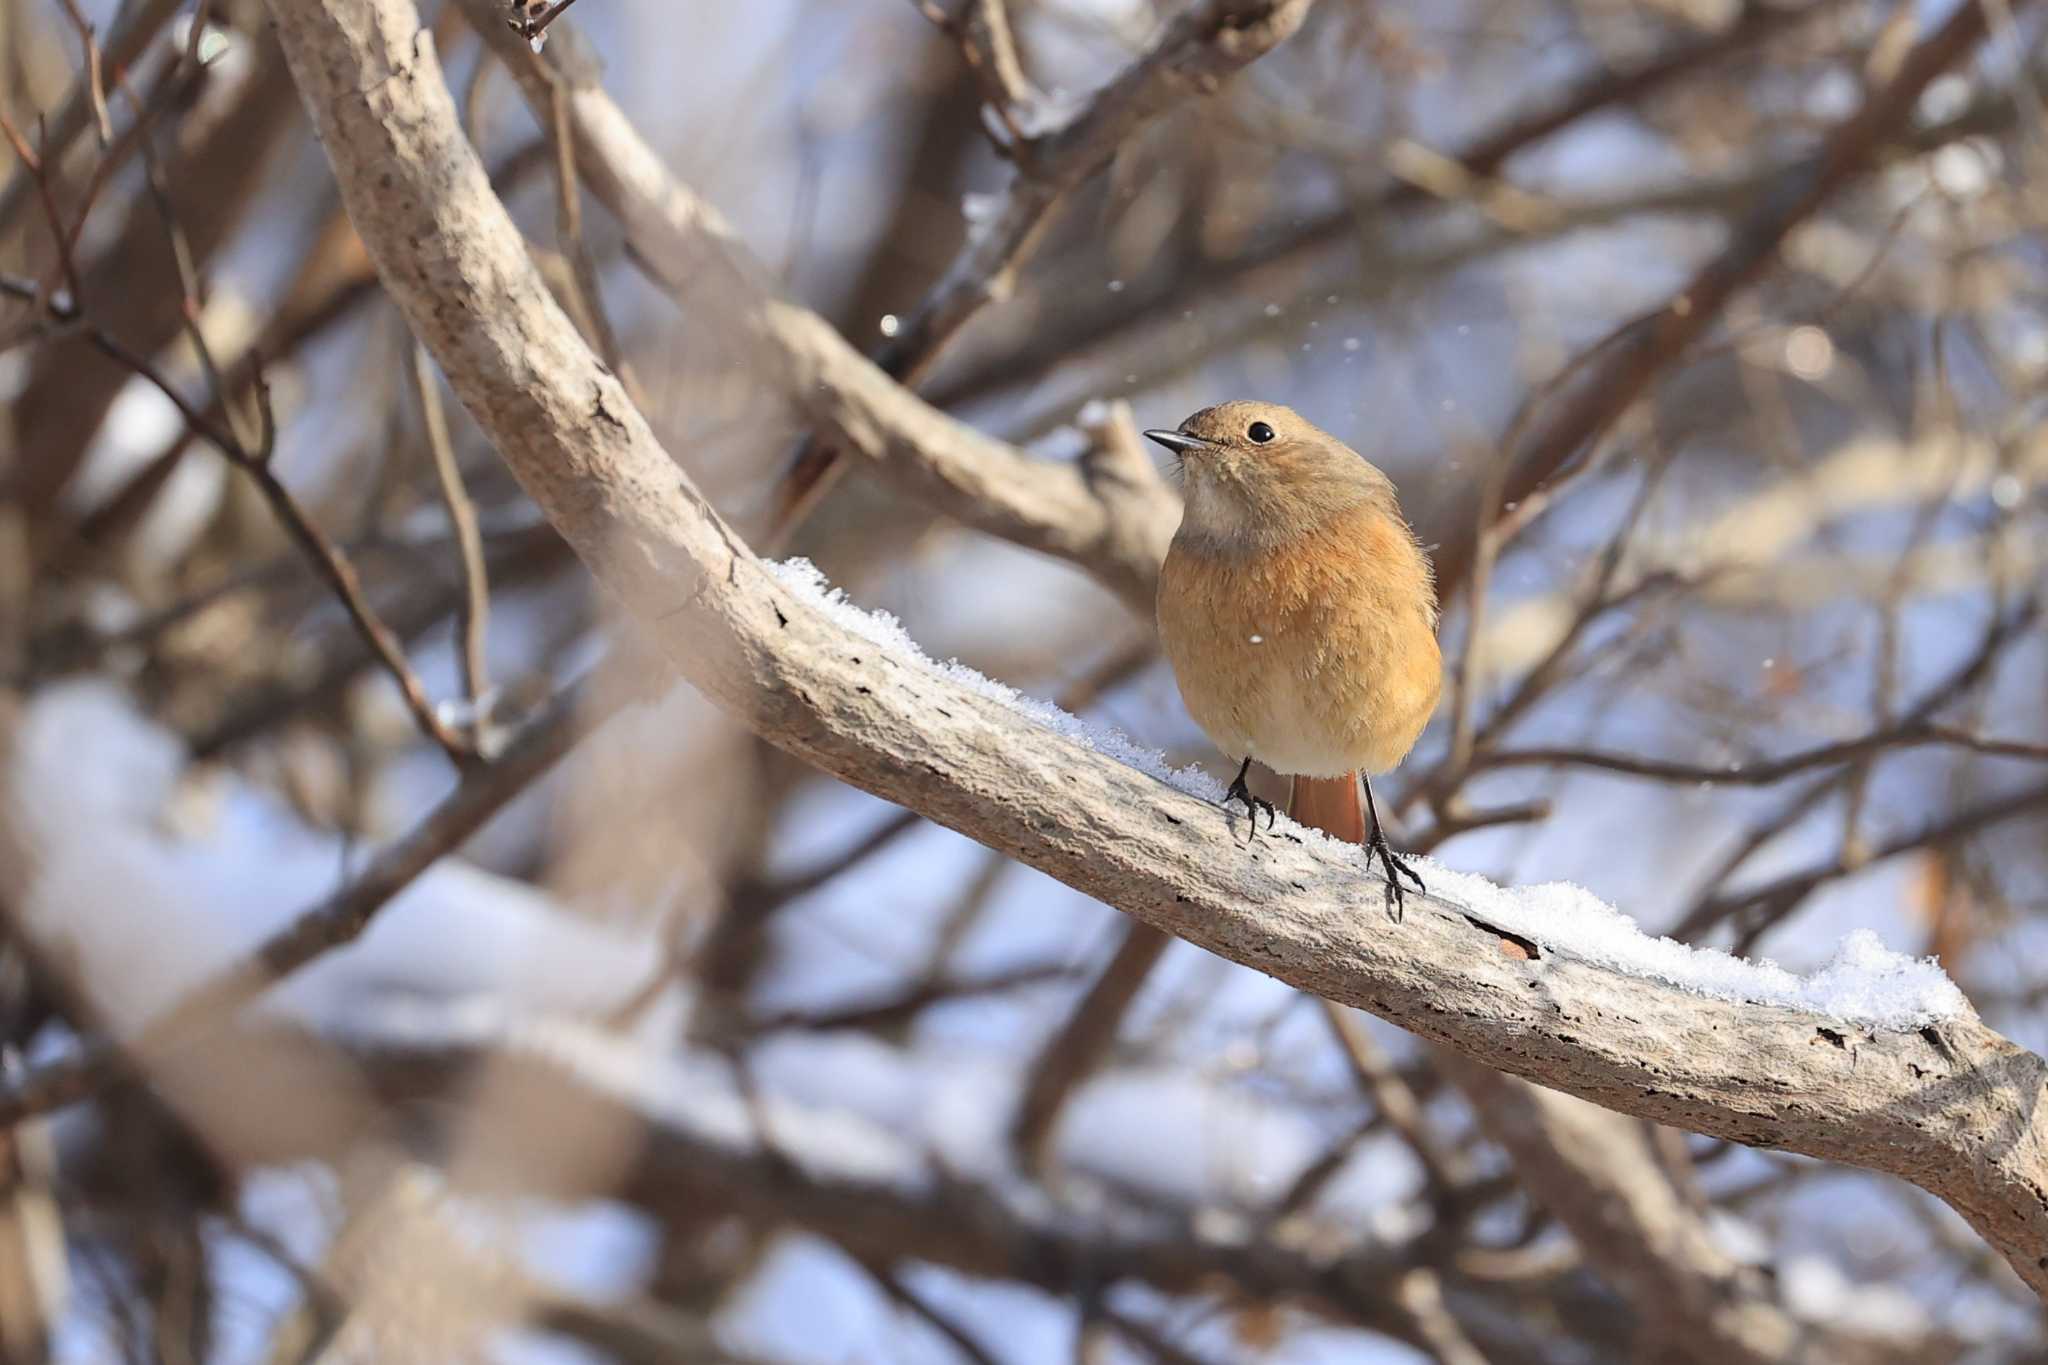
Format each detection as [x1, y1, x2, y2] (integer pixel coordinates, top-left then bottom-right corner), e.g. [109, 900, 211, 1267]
[1144, 429, 1211, 455]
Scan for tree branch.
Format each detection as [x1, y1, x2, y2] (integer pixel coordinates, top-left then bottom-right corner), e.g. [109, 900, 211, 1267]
[1444, 1056, 1829, 1365]
[767, 0, 1323, 536]
[454, 0, 1179, 613]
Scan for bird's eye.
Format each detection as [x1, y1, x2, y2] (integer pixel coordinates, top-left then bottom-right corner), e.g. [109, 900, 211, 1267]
[1247, 421, 1275, 443]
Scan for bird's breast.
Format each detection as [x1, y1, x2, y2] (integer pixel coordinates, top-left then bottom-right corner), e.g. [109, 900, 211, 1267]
[1157, 503, 1442, 777]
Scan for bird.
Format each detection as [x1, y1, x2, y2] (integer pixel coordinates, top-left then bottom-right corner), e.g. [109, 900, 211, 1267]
[1146, 401, 1442, 918]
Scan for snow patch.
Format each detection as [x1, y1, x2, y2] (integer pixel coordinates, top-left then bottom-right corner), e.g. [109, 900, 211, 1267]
[4, 681, 675, 1038]
[767, 558, 1220, 802]
[1420, 864, 1967, 1029]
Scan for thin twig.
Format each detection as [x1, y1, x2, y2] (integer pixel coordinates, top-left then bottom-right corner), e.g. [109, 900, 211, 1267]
[543, 74, 634, 401]
[1322, 1003, 1465, 1193]
[85, 65, 478, 765]
[913, 0, 1036, 145]
[0, 0, 182, 237]
[0, 113, 80, 305]
[508, 0, 585, 50]
[1669, 599, 2042, 940]
[862, 1262, 1002, 1365]
[413, 342, 494, 737]
[1009, 918, 1172, 1169]
[50, 0, 114, 146]
[1477, 723, 2048, 787]
[59, 57, 205, 274]
[1, 55, 531, 825]
[1707, 779, 2048, 952]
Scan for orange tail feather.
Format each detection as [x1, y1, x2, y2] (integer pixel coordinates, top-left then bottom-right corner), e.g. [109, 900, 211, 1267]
[1287, 772, 1368, 844]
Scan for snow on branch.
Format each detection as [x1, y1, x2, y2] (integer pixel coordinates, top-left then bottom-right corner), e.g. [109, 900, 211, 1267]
[267, 0, 2048, 1298]
[769, 557, 1964, 1032]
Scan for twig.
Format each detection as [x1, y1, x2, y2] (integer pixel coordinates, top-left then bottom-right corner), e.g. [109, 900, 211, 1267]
[1441, 1055, 1807, 1365]
[184, 528, 575, 760]
[1094, 1305, 1224, 1365]
[57, 56, 207, 276]
[912, 0, 1036, 146]
[1669, 599, 2041, 940]
[413, 343, 494, 737]
[1410, 798, 1551, 851]
[0, 0, 182, 236]
[1009, 919, 1173, 1169]
[862, 1262, 1002, 1365]
[240, 426, 477, 762]
[1391, 1269, 1488, 1365]
[84, 64, 478, 765]
[0, 114, 80, 306]
[748, 963, 1079, 1034]
[1443, 440, 1508, 779]
[1692, 779, 2048, 946]
[1476, 721, 2048, 786]
[543, 74, 635, 402]
[508, 0, 585, 51]
[923, 0, 1845, 421]
[50, 0, 114, 146]
[1322, 1003, 1465, 1193]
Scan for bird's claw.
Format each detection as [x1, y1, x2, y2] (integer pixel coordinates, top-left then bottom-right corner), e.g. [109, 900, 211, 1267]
[1367, 829, 1424, 923]
[1223, 775, 1277, 835]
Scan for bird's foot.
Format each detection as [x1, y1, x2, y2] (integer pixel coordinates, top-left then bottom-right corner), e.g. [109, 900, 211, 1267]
[1223, 772, 1277, 835]
[1367, 827, 1425, 922]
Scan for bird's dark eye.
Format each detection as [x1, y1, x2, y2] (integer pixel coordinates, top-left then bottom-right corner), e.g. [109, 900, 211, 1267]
[1247, 421, 1275, 443]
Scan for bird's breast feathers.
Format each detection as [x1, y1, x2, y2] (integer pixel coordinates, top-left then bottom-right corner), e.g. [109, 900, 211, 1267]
[1158, 503, 1442, 776]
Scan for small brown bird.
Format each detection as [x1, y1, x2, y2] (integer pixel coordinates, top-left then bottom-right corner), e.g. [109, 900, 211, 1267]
[1147, 401, 1442, 916]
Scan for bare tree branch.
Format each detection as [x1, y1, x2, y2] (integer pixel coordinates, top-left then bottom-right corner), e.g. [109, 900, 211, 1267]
[1479, 720, 2048, 786]
[1008, 920, 1172, 1169]
[1444, 1056, 1838, 1365]
[767, 0, 1324, 538]
[455, 0, 1180, 614]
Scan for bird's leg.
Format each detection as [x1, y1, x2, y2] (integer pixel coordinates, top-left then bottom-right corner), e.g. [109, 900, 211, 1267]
[1222, 756, 1277, 832]
[1362, 775, 1424, 921]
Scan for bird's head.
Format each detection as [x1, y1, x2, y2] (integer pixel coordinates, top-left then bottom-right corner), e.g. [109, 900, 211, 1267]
[1144, 401, 1394, 544]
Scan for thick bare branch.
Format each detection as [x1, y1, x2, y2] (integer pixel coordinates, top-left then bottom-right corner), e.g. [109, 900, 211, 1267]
[768, 0, 1323, 535]
[265, 0, 2048, 1297]
[1008, 921, 1172, 1168]
[1444, 1057, 1838, 1365]
[456, 1, 1178, 613]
